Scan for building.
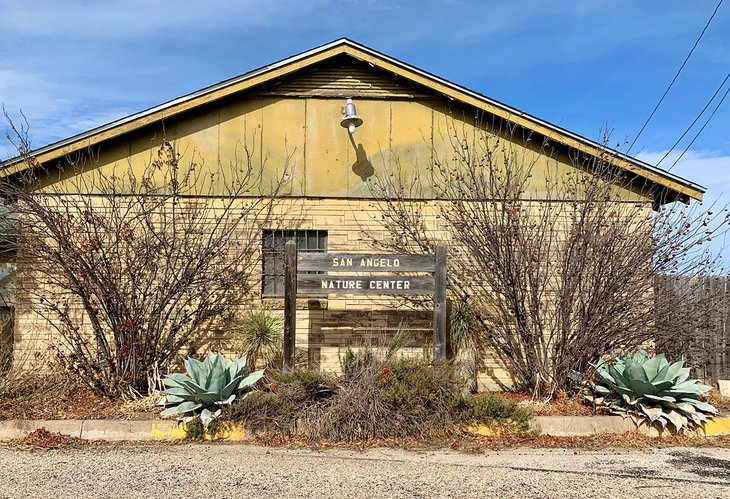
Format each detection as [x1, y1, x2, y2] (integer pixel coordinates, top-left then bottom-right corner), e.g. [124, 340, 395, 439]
[0, 39, 704, 389]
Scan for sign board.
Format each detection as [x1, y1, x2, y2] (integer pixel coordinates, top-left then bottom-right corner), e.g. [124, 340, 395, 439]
[282, 242, 447, 369]
[297, 275, 435, 295]
[298, 253, 435, 273]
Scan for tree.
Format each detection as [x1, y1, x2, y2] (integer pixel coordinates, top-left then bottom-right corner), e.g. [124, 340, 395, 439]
[366, 122, 728, 398]
[1, 122, 290, 398]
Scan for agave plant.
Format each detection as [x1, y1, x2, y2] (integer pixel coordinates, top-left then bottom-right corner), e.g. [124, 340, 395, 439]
[590, 349, 717, 432]
[159, 351, 264, 425]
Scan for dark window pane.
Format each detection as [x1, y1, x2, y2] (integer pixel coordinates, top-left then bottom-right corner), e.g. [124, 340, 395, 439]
[263, 276, 277, 296]
[262, 229, 327, 296]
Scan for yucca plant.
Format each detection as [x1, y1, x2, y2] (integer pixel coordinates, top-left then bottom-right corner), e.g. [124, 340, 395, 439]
[450, 301, 480, 393]
[589, 349, 717, 432]
[159, 351, 264, 425]
[233, 310, 283, 371]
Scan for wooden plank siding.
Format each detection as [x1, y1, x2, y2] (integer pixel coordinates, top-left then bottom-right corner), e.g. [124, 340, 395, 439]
[3, 40, 704, 203]
[33, 58, 655, 203]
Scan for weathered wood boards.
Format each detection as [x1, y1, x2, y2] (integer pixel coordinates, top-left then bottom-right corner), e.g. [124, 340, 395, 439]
[297, 276, 435, 295]
[298, 253, 435, 273]
[283, 241, 447, 369]
[284, 240, 298, 370]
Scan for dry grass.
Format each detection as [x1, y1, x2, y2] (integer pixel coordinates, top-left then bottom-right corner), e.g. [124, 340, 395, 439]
[0, 376, 160, 421]
[232, 429, 730, 454]
[705, 389, 730, 413]
[211, 349, 530, 443]
[301, 357, 464, 441]
[493, 391, 596, 416]
[465, 431, 730, 451]
[0, 327, 160, 421]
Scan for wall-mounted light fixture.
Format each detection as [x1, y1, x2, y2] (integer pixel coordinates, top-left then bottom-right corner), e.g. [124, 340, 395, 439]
[340, 98, 363, 133]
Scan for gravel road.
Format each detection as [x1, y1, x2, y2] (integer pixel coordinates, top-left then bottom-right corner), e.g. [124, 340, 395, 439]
[0, 443, 728, 498]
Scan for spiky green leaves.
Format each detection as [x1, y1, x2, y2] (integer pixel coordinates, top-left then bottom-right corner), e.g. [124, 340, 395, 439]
[159, 351, 264, 425]
[590, 349, 717, 432]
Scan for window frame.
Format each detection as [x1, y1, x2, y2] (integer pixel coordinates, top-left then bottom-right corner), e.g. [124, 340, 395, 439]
[261, 229, 327, 297]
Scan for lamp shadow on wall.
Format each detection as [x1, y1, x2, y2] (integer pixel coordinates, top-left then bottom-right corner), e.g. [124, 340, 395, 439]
[349, 134, 374, 181]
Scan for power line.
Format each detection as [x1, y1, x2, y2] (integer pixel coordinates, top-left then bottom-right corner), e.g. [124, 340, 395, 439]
[656, 71, 730, 167]
[628, 0, 724, 153]
[667, 80, 730, 171]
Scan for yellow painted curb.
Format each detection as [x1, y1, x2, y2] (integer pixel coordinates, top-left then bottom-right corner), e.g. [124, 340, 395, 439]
[210, 423, 246, 441]
[465, 423, 517, 436]
[150, 422, 247, 441]
[151, 423, 187, 440]
[466, 424, 497, 436]
[703, 416, 730, 436]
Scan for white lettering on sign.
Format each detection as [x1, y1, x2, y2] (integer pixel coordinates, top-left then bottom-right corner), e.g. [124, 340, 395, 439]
[332, 257, 353, 267]
[368, 280, 411, 290]
[320, 280, 363, 290]
[359, 258, 400, 268]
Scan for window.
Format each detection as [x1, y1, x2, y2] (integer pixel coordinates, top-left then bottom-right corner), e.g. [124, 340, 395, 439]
[262, 229, 327, 296]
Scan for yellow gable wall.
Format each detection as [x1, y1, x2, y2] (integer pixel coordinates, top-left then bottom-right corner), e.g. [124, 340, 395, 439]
[39, 66, 651, 202]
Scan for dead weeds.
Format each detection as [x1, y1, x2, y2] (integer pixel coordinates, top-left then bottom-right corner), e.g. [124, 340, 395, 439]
[0, 427, 90, 451]
[705, 389, 730, 413]
[496, 391, 597, 416]
[0, 383, 160, 421]
[234, 429, 730, 454]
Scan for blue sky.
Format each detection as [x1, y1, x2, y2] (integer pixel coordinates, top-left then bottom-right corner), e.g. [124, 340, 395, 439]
[1, 1, 728, 210]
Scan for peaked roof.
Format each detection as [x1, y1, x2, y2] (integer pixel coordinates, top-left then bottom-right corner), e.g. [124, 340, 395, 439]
[1, 38, 704, 201]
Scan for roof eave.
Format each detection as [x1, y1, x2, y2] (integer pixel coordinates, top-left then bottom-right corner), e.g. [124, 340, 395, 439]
[0, 38, 706, 201]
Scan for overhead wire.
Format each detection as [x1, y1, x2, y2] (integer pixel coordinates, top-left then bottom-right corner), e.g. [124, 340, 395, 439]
[656, 71, 730, 167]
[667, 80, 730, 171]
[628, 0, 724, 154]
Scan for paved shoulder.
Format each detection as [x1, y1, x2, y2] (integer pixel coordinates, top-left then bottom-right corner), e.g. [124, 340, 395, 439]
[0, 444, 727, 498]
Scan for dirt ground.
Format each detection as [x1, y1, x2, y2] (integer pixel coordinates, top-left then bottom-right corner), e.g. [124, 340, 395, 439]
[0, 442, 727, 498]
[0, 386, 159, 421]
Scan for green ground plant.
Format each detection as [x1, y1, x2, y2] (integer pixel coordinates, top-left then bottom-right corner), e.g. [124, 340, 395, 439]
[160, 351, 264, 426]
[464, 394, 532, 428]
[232, 310, 283, 371]
[589, 349, 717, 432]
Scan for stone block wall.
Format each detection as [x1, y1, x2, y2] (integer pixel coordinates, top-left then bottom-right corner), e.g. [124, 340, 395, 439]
[12, 195, 653, 390]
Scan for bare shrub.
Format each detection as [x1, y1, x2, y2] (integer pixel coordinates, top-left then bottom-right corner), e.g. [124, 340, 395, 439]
[0, 322, 63, 409]
[1, 123, 291, 398]
[0, 309, 12, 375]
[365, 122, 728, 398]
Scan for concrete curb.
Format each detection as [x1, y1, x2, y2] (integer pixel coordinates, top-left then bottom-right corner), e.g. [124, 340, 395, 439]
[0, 420, 85, 440]
[704, 415, 730, 436]
[0, 419, 247, 442]
[529, 415, 636, 437]
[472, 415, 730, 438]
[1, 415, 729, 441]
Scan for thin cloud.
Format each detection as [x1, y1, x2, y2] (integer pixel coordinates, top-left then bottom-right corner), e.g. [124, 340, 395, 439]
[0, 69, 68, 117]
[0, 1, 341, 39]
[637, 149, 730, 199]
